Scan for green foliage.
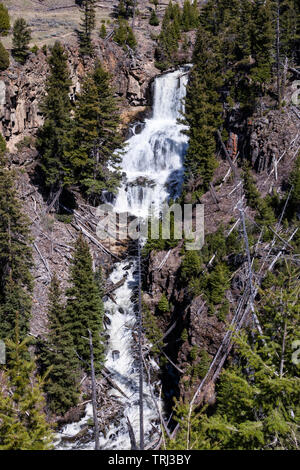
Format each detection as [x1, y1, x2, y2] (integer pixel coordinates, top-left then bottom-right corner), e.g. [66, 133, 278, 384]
[243, 164, 261, 209]
[36, 42, 73, 196]
[79, 0, 96, 56]
[30, 45, 38, 54]
[0, 40, 9, 70]
[55, 213, 73, 224]
[39, 275, 80, 415]
[166, 399, 211, 450]
[168, 262, 300, 450]
[0, 132, 6, 159]
[187, 348, 211, 384]
[66, 61, 122, 204]
[181, 328, 188, 342]
[16, 135, 35, 151]
[149, 9, 159, 27]
[207, 263, 230, 305]
[180, 250, 202, 282]
[12, 18, 32, 64]
[155, 1, 182, 70]
[289, 153, 300, 216]
[0, 3, 10, 37]
[0, 162, 33, 342]
[183, 0, 299, 194]
[143, 302, 163, 355]
[65, 234, 105, 374]
[99, 23, 107, 39]
[181, 0, 198, 32]
[157, 293, 170, 314]
[114, 18, 137, 49]
[242, 164, 276, 238]
[250, 0, 274, 86]
[0, 336, 53, 450]
[117, 0, 134, 19]
[183, 26, 223, 197]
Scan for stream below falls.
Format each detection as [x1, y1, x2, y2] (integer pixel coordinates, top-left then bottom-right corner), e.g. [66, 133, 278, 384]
[56, 67, 190, 450]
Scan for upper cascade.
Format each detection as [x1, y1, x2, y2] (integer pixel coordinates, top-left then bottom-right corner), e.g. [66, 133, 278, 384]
[113, 67, 190, 218]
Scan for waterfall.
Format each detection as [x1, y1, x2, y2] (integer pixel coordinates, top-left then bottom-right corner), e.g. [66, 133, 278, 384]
[113, 68, 189, 217]
[56, 67, 189, 450]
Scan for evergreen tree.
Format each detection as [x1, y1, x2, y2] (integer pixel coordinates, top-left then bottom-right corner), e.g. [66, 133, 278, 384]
[65, 235, 105, 373]
[243, 164, 261, 209]
[289, 153, 300, 216]
[168, 259, 300, 450]
[207, 263, 230, 305]
[149, 9, 159, 27]
[79, 0, 96, 56]
[155, 1, 182, 69]
[99, 22, 107, 39]
[0, 132, 6, 158]
[183, 26, 223, 198]
[181, 0, 198, 32]
[157, 294, 170, 314]
[0, 3, 10, 36]
[0, 335, 53, 450]
[66, 61, 122, 204]
[250, 0, 274, 87]
[117, 0, 134, 19]
[12, 18, 32, 64]
[39, 275, 80, 415]
[0, 41, 9, 70]
[114, 18, 137, 49]
[0, 157, 33, 342]
[36, 42, 73, 205]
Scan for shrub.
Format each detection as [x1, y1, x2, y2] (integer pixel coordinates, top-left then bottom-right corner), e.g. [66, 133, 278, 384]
[181, 250, 202, 282]
[157, 293, 170, 314]
[114, 19, 137, 49]
[149, 10, 159, 26]
[0, 3, 10, 36]
[99, 23, 106, 39]
[0, 40, 9, 70]
[0, 132, 6, 161]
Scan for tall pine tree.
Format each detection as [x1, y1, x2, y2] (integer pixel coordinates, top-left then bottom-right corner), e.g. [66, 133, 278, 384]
[66, 61, 122, 205]
[183, 25, 223, 198]
[0, 155, 33, 342]
[39, 274, 80, 416]
[79, 0, 96, 56]
[0, 335, 53, 450]
[65, 235, 105, 373]
[37, 41, 73, 206]
[12, 18, 32, 64]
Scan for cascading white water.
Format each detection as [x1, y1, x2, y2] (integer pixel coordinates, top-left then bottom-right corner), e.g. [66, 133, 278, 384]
[113, 68, 189, 217]
[56, 67, 189, 450]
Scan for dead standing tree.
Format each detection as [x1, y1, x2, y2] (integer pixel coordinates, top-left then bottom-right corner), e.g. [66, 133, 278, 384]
[137, 231, 144, 450]
[88, 329, 100, 450]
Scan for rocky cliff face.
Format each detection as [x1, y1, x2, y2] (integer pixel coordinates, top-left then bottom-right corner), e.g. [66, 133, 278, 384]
[142, 79, 300, 407]
[0, 38, 159, 151]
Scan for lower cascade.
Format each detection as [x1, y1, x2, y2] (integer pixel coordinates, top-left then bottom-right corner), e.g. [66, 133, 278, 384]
[56, 67, 189, 450]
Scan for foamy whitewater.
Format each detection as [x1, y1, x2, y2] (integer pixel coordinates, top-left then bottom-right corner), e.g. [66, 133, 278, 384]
[56, 67, 189, 450]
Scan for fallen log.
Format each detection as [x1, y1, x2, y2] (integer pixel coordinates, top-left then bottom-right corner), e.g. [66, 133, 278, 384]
[216, 130, 239, 179]
[101, 367, 129, 399]
[105, 276, 126, 295]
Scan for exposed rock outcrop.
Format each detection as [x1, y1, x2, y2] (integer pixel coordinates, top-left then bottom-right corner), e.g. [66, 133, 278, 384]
[0, 38, 159, 151]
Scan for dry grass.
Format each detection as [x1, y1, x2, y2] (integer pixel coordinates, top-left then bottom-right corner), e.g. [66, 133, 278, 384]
[2, 0, 114, 49]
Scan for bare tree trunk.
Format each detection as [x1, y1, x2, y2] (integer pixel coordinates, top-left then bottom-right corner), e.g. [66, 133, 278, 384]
[132, 0, 137, 30]
[88, 329, 100, 450]
[276, 0, 281, 108]
[280, 317, 287, 378]
[137, 235, 144, 450]
[127, 417, 138, 450]
[216, 130, 239, 180]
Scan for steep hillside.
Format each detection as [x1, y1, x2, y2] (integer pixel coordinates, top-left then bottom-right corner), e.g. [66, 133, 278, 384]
[0, 0, 299, 452]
